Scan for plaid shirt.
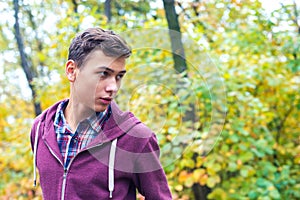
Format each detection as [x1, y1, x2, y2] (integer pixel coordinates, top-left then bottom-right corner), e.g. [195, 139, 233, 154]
[54, 100, 111, 169]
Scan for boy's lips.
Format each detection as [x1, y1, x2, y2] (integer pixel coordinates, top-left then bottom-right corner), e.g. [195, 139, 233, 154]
[99, 97, 112, 104]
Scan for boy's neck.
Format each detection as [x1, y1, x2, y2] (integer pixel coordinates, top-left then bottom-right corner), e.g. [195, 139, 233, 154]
[64, 98, 94, 131]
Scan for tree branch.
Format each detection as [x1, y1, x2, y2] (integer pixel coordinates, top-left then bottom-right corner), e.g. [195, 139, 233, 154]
[13, 0, 41, 116]
[276, 105, 294, 143]
[105, 0, 112, 22]
[280, 1, 300, 35]
[292, 0, 300, 35]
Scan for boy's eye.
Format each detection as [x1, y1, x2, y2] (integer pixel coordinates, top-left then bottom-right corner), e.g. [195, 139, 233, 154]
[99, 71, 109, 77]
[116, 74, 124, 80]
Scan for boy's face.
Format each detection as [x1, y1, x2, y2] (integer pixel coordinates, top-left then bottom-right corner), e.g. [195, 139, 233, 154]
[67, 50, 127, 112]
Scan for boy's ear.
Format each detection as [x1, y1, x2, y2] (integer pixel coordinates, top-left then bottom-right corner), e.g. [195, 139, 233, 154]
[65, 60, 77, 82]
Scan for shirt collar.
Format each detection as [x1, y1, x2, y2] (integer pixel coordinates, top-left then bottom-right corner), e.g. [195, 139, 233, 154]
[86, 105, 111, 133]
[54, 99, 111, 134]
[54, 99, 70, 134]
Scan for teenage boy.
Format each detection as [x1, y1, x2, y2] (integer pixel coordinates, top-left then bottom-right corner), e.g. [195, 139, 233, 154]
[30, 27, 172, 200]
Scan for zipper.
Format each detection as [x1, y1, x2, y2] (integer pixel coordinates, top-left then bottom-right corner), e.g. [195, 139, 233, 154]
[61, 168, 67, 200]
[44, 141, 66, 200]
[45, 141, 105, 200]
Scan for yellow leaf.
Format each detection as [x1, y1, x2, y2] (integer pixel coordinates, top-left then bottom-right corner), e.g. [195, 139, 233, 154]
[193, 168, 206, 182]
[175, 184, 183, 192]
[184, 175, 194, 188]
[199, 174, 208, 186]
[178, 171, 188, 183]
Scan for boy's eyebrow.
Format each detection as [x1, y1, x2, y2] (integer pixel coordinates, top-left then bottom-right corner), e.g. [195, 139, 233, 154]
[97, 66, 127, 74]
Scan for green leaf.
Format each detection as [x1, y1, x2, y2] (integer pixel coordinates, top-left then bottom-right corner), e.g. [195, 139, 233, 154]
[256, 178, 272, 188]
[240, 168, 249, 177]
[251, 148, 265, 158]
[240, 151, 254, 162]
[269, 189, 281, 199]
[248, 191, 258, 199]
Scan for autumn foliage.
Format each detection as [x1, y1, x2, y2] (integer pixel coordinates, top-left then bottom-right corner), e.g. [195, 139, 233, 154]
[0, 0, 299, 199]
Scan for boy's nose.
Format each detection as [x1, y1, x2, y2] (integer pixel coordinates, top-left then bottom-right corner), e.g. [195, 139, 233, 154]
[105, 79, 118, 93]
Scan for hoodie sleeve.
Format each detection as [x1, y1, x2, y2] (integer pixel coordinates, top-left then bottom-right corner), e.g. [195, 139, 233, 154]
[133, 134, 172, 200]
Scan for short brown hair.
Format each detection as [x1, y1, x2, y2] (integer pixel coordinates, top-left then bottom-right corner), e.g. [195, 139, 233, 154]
[68, 27, 131, 68]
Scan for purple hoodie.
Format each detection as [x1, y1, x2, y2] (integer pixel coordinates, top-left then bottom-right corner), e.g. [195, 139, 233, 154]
[30, 100, 172, 200]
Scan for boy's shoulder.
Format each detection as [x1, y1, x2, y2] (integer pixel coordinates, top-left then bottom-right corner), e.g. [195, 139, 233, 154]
[32, 99, 67, 126]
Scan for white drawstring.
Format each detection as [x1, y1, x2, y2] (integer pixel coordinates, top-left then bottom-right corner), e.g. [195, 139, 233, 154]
[33, 121, 41, 187]
[33, 120, 118, 197]
[108, 138, 117, 198]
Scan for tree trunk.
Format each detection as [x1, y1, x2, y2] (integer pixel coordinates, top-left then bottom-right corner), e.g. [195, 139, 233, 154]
[162, 0, 187, 73]
[71, 0, 78, 13]
[163, 1, 209, 199]
[105, 0, 112, 22]
[71, 0, 80, 32]
[163, 0, 196, 122]
[192, 184, 211, 200]
[13, 0, 42, 116]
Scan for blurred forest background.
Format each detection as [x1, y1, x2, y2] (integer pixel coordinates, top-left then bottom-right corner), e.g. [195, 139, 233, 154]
[0, 0, 300, 199]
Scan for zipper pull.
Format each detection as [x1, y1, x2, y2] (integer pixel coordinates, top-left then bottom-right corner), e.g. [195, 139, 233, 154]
[63, 168, 67, 177]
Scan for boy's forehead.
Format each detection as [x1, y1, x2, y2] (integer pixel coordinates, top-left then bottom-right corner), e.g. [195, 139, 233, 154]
[83, 50, 126, 66]
[90, 50, 124, 61]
